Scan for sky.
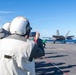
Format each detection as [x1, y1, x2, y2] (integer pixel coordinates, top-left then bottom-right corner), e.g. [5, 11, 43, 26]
[0, 0, 76, 38]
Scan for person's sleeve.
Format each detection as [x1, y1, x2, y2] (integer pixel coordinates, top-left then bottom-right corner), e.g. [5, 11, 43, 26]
[29, 44, 45, 61]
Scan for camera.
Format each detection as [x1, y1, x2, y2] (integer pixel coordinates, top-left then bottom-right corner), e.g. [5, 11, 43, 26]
[29, 32, 36, 37]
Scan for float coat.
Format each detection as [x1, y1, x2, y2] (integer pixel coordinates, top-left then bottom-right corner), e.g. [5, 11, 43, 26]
[0, 35, 36, 75]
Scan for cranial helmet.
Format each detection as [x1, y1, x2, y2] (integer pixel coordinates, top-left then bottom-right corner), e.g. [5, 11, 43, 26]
[10, 16, 32, 35]
[2, 22, 11, 32]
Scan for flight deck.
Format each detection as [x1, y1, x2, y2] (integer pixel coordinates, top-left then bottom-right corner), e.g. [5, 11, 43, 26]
[35, 42, 76, 75]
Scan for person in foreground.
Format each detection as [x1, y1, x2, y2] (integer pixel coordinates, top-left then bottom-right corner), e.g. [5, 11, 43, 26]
[0, 16, 45, 75]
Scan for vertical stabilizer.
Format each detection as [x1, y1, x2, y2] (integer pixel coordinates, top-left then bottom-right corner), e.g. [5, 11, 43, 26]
[65, 30, 70, 38]
[57, 30, 60, 36]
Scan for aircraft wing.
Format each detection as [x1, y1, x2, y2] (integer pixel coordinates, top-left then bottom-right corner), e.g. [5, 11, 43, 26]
[53, 35, 65, 40]
[67, 35, 74, 37]
[66, 35, 74, 40]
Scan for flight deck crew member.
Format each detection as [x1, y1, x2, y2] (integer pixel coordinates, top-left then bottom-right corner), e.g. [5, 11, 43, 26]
[0, 22, 11, 39]
[0, 22, 11, 46]
[0, 16, 45, 75]
[42, 39, 47, 48]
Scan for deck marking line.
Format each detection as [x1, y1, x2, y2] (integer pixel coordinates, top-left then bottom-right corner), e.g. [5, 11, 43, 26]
[45, 58, 69, 75]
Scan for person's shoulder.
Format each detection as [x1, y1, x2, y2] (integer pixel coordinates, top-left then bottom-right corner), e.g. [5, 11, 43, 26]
[37, 38, 43, 43]
[0, 28, 4, 32]
[39, 38, 43, 41]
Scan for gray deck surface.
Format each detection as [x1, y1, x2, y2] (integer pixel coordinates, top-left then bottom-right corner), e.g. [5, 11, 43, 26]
[35, 42, 76, 75]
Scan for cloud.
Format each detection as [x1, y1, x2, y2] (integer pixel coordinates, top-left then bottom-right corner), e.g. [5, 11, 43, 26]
[0, 11, 15, 14]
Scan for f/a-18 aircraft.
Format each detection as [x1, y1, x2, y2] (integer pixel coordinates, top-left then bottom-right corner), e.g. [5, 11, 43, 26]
[43, 30, 75, 43]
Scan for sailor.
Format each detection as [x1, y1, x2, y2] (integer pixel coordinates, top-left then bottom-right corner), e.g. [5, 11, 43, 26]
[0, 22, 11, 39]
[0, 22, 11, 46]
[0, 16, 45, 75]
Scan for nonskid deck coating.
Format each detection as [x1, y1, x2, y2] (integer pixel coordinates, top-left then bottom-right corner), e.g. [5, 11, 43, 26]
[35, 42, 76, 75]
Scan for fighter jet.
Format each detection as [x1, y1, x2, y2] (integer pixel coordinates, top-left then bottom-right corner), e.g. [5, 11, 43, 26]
[53, 30, 74, 40]
[43, 30, 74, 43]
